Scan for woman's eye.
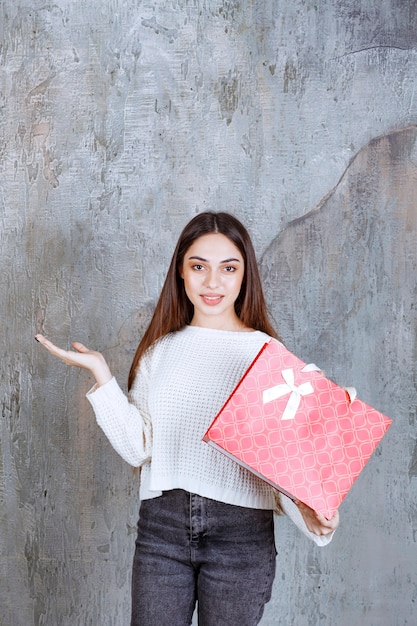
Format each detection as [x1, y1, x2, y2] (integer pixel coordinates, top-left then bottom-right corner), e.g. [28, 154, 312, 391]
[223, 266, 236, 272]
[192, 264, 204, 271]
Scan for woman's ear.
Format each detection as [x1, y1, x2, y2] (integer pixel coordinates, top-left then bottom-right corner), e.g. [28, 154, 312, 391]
[179, 265, 184, 279]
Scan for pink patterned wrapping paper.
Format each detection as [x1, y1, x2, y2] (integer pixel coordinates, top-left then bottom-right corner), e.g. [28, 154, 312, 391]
[203, 339, 392, 519]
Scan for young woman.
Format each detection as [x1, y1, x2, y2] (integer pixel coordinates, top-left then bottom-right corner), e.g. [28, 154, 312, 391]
[36, 211, 339, 626]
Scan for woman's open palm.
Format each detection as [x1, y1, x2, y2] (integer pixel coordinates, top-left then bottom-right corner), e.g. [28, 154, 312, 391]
[35, 334, 112, 386]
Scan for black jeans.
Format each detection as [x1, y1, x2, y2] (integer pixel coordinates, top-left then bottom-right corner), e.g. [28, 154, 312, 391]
[131, 489, 276, 626]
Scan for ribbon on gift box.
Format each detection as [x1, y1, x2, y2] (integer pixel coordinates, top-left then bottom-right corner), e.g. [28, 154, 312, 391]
[262, 363, 357, 421]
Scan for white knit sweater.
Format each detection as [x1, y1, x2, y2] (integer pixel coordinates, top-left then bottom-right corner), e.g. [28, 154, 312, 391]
[87, 326, 333, 546]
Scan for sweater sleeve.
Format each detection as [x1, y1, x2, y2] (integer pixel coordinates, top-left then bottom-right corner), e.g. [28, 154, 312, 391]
[86, 362, 152, 467]
[280, 495, 336, 547]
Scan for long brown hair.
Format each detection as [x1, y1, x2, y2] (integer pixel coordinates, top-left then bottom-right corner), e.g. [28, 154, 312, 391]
[128, 211, 279, 389]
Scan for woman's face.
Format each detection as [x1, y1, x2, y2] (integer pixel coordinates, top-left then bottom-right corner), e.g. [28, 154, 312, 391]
[180, 233, 245, 330]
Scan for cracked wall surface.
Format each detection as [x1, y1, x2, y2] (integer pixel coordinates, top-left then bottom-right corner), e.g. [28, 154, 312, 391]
[1, 1, 416, 625]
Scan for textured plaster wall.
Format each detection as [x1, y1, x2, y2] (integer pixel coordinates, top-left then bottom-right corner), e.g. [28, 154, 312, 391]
[0, 1, 416, 625]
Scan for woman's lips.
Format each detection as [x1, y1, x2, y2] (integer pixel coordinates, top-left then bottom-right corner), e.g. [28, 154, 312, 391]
[200, 294, 224, 306]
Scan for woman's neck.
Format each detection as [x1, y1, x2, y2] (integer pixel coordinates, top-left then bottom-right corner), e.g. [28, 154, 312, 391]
[189, 315, 252, 332]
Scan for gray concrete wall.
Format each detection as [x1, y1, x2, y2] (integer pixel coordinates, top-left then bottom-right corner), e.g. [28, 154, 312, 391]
[0, 1, 416, 624]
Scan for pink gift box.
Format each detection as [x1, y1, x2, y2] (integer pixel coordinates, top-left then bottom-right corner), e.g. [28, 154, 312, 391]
[203, 339, 392, 519]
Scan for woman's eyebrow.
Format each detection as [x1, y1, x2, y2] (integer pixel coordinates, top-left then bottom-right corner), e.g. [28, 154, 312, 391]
[221, 258, 241, 263]
[188, 255, 241, 263]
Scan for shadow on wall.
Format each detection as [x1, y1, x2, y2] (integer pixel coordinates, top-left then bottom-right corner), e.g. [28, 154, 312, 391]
[260, 126, 417, 476]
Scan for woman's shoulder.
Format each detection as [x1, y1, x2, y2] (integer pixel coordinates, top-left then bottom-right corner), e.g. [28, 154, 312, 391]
[140, 328, 190, 364]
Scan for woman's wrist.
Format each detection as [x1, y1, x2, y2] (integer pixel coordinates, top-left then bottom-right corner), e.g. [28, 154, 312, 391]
[92, 357, 113, 387]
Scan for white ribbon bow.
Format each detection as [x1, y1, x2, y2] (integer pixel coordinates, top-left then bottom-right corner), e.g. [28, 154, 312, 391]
[262, 366, 316, 421]
[262, 364, 357, 421]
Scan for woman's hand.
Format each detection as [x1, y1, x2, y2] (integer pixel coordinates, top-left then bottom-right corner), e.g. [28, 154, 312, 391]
[295, 500, 340, 536]
[35, 334, 113, 387]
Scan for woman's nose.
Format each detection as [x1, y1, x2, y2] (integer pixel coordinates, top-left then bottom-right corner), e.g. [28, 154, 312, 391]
[204, 269, 219, 288]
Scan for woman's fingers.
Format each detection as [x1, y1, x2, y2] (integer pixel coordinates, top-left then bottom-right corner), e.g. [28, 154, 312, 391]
[35, 334, 94, 367]
[71, 341, 89, 353]
[296, 500, 340, 535]
[35, 334, 71, 359]
[35, 334, 113, 386]
[316, 509, 340, 529]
